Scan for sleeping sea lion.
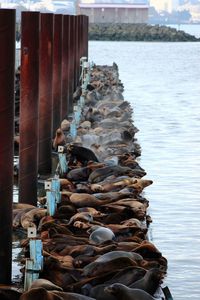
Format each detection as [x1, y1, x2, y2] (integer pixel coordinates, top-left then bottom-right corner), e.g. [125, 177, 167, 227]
[88, 166, 146, 184]
[0, 288, 21, 300]
[104, 283, 155, 300]
[29, 278, 63, 291]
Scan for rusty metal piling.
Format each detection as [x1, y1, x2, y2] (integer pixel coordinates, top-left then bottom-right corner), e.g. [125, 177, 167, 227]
[19, 12, 40, 206]
[38, 13, 54, 175]
[52, 14, 63, 134]
[61, 15, 70, 119]
[0, 9, 15, 283]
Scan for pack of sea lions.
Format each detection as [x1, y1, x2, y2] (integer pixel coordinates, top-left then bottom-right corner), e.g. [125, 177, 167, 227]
[8, 63, 172, 300]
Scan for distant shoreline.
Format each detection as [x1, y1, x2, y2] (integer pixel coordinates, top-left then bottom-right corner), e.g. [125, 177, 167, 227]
[89, 23, 200, 42]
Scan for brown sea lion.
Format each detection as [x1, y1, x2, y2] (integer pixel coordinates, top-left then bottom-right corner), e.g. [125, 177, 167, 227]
[94, 251, 143, 263]
[13, 203, 36, 210]
[20, 288, 96, 300]
[13, 207, 36, 228]
[104, 283, 156, 300]
[20, 208, 47, 229]
[88, 166, 146, 184]
[132, 241, 162, 259]
[0, 288, 21, 300]
[83, 257, 138, 277]
[129, 268, 165, 295]
[53, 128, 66, 151]
[67, 162, 105, 182]
[69, 193, 112, 208]
[29, 279, 63, 291]
[89, 266, 146, 300]
[67, 212, 93, 225]
[90, 178, 138, 193]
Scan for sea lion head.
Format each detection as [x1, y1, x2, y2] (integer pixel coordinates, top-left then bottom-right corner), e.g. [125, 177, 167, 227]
[104, 283, 125, 296]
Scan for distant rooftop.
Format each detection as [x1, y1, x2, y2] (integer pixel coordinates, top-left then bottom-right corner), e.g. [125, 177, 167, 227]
[79, 3, 149, 8]
[80, 0, 149, 3]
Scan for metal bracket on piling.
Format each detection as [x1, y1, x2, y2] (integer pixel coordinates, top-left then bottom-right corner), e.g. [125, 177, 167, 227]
[58, 145, 68, 174]
[24, 228, 43, 291]
[69, 119, 77, 140]
[45, 178, 61, 216]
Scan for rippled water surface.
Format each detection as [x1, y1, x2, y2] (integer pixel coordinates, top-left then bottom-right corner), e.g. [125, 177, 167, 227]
[89, 41, 200, 300]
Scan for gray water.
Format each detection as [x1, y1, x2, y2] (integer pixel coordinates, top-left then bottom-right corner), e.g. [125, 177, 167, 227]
[89, 41, 200, 300]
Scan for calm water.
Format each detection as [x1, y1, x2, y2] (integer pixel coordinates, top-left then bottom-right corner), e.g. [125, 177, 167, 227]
[89, 41, 200, 300]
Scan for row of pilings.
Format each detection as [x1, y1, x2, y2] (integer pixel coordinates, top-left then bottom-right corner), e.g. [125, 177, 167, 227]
[0, 8, 88, 284]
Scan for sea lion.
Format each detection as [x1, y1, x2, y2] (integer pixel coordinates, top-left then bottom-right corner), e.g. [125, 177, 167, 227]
[69, 193, 112, 208]
[20, 287, 96, 300]
[88, 166, 146, 184]
[129, 268, 165, 295]
[29, 278, 63, 291]
[83, 256, 138, 277]
[94, 251, 143, 263]
[0, 288, 21, 300]
[67, 212, 93, 225]
[20, 207, 47, 229]
[88, 226, 115, 244]
[53, 128, 66, 151]
[133, 241, 162, 259]
[104, 283, 156, 300]
[67, 144, 99, 165]
[90, 178, 137, 193]
[13, 207, 36, 228]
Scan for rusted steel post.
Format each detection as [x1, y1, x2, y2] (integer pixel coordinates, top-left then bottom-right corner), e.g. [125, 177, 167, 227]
[68, 15, 75, 112]
[71, 15, 76, 96]
[0, 9, 15, 284]
[61, 15, 70, 119]
[38, 13, 54, 174]
[19, 12, 40, 206]
[76, 15, 80, 86]
[52, 14, 63, 134]
[84, 16, 89, 57]
[84, 16, 89, 58]
[79, 15, 84, 59]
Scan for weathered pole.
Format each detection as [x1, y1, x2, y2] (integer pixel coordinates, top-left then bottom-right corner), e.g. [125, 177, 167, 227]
[68, 15, 76, 112]
[85, 16, 89, 58]
[0, 8, 15, 283]
[38, 13, 54, 174]
[19, 12, 40, 206]
[83, 15, 89, 58]
[61, 15, 70, 119]
[52, 14, 63, 134]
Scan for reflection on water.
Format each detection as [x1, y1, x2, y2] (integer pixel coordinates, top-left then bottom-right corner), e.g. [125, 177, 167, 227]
[89, 41, 200, 300]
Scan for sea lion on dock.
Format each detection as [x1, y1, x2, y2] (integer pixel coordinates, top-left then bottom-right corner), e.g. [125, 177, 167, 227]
[94, 251, 143, 263]
[104, 283, 156, 300]
[89, 266, 146, 300]
[129, 268, 165, 295]
[67, 144, 99, 165]
[29, 278, 63, 291]
[20, 207, 47, 229]
[88, 226, 115, 244]
[83, 256, 138, 277]
[53, 128, 66, 151]
[20, 287, 96, 300]
[88, 166, 146, 184]
[0, 288, 21, 300]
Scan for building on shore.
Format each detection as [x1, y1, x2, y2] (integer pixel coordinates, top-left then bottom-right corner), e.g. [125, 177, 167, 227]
[150, 0, 179, 13]
[79, 1, 149, 24]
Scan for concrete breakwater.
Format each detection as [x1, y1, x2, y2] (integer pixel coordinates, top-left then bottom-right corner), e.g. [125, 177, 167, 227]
[89, 23, 199, 41]
[9, 64, 170, 299]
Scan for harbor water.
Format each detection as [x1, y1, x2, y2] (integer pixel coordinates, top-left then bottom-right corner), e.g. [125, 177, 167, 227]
[89, 40, 200, 300]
